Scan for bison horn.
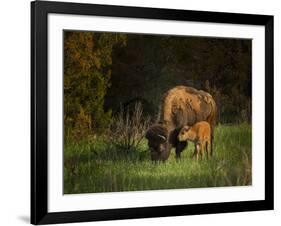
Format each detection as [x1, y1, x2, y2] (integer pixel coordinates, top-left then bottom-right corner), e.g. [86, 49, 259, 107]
[157, 134, 167, 141]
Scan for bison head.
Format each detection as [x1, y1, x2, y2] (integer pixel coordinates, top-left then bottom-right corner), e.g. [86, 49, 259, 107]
[145, 124, 170, 161]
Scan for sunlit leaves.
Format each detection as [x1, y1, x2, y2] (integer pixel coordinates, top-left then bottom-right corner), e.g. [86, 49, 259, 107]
[64, 31, 127, 137]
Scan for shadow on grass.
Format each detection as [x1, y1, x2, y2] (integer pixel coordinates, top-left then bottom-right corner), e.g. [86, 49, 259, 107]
[64, 139, 150, 166]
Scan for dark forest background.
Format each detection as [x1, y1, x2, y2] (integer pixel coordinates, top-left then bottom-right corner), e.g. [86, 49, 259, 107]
[64, 31, 252, 139]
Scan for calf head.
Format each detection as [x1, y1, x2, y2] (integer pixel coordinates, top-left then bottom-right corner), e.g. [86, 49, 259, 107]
[178, 125, 190, 142]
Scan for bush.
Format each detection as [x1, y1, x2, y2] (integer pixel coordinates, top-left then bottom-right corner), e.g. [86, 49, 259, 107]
[108, 102, 151, 152]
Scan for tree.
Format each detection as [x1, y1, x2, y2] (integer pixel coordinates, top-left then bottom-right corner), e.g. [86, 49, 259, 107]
[64, 31, 126, 138]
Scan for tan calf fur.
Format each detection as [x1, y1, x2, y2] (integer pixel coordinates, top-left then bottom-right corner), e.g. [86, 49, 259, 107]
[178, 121, 211, 160]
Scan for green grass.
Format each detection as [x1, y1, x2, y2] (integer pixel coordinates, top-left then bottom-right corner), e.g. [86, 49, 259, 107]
[64, 124, 252, 194]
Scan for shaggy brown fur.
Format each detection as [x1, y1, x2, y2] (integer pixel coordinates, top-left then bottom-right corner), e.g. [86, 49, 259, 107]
[146, 86, 216, 161]
[178, 121, 211, 160]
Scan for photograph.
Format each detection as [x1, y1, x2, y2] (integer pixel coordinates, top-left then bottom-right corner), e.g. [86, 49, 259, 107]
[63, 30, 252, 194]
[30, 1, 273, 224]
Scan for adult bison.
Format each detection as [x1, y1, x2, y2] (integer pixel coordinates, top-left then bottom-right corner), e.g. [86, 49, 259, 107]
[145, 86, 216, 161]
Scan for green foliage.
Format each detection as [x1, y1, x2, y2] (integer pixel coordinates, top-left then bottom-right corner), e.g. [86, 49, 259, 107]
[105, 34, 251, 123]
[64, 31, 126, 138]
[64, 124, 252, 193]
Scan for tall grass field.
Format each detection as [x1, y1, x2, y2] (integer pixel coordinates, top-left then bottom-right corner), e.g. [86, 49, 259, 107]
[64, 124, 251, 194]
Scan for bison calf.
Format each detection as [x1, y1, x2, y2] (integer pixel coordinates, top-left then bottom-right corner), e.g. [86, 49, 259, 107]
[178, 121, 211, 160]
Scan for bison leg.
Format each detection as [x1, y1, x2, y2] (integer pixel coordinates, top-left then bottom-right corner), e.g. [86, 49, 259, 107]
[175, 141, 187, 159]
[205, 141, 210, 160]
[210, 128, 214, 157]
[210, 137, 214, 157]
[200, 143, 204, 160]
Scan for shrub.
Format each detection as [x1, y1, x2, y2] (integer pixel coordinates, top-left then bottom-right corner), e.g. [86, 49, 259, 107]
[108, 102, 151, 152]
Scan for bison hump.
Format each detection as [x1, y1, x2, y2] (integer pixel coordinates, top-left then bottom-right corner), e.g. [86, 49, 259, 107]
[159, 86, 215, 127]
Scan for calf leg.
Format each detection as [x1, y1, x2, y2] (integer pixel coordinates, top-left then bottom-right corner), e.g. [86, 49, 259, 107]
[196, 143, 200, 161]
[191, 143, 197, 159]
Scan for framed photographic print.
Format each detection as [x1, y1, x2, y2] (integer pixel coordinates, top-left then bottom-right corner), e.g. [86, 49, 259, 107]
[31, 0, 274, 224]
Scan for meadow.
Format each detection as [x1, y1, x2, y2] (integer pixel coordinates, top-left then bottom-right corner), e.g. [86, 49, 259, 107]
[64, 123, 252, 194]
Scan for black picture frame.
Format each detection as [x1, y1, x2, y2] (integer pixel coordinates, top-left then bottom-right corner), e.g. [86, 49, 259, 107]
[31, 0, 274, 224]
